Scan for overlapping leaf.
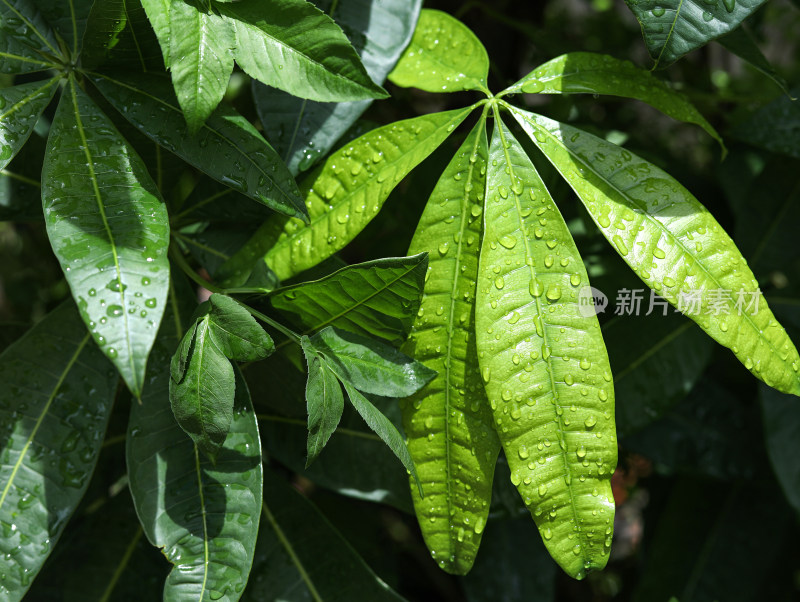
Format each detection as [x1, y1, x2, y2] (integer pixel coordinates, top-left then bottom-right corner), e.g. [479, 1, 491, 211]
[36, 0, 93, 56]
[302, 345, 345, 466]
[91, 73, 307, 220]
[476, 116, 616, 579]
[129, 344, 263, 602]
[388, 8, 489, 93]
[717, 26, 792, 96]
[216, 106, 473, 284]
[42, 78, 170, 398]
[400, 117, 501, 574]
[269, 254, 428, 346]
[0, 78, 57, 169]
[0, 0, 61, 73]
[0, 303, 118, 602]
[253, 0, 422, 175]
[733, 85, 800, 160]
[510, 105, 800, 397]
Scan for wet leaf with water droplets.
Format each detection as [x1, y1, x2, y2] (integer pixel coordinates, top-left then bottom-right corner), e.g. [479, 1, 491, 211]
[0, 0, 61, 74]
[0, 79, 58, 171]
[401, 116, 501, 575]
[302, 343, 345, 467]
[42, 77, 170, 398]
[0, 303, 117, 602]
[476, 115, 617, 579]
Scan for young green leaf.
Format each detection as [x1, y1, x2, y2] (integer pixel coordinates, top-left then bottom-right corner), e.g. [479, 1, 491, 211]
[388, 8, 489, 94]
[167, 0, 234, 132]
[500, 52, 723, 150]
[400, 116, 501, 574]
[342, 380, 422, 495]
[308, 326, 435, 398]
[42, 77, 170, 398]
[216, 106, 474, 284]
[510, 105, 800, 397]
[624, 0, 767, 68]
[91, 72, 308, 221]
[0, 303, 118, 602]
[717, 27, 792, 97]
[203, 294, 275, 361]
[302, 342, 345, 466]
[269, 254, 428, 346]
[129, 347, 263, 602]
[476, 115, 617, 579]
[0, 0, 61, 73]
[218, 0, 388, 102]
[0, 78, 58, 170]
[253, 0, 422, 174]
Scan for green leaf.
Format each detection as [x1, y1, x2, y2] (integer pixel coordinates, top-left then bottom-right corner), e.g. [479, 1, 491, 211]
[0, 0, 62, 73]
[717, 26, 792, 97]
[140, 0, 171, 66]
[219, 0, 387, 103]
[302, 343, 345, 466]
[388, 9, 489, 94]
[129, 346, 263, 602]
[400, 117, 501, 574]
[170, 294, 273, 458]
[253, 0, 421, 175]
[91, 72, 307, 221]
[510, 105, 800, 397]
[168, 0, 234, 131]
[624, 0, 768, 68]
[243, 469, 406, 601]
[501, 52, 723, 150]
[0, 302, 118, 602]
[0, 124, 44, 220]
[476, 115, 617, 579]
[36, 0, 93, 57]
[269, 254, 428, 346]
[761, 384, 800, 516]
[342, 380, 421, 494]
[307, 326, 435, 398]
[216, 106, 474, 284]
[42, 77, 170, 398]
[732, 85, 800, 160]
[0, 78, 58, 170]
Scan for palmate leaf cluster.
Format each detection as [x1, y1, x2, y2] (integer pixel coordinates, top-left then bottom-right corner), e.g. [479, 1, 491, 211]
[1, 0, 800, 600]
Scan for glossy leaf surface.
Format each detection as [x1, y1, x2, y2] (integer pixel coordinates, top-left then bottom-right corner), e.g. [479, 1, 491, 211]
[511, 106, 800, 397]
[253, 0, 421, 175]
[401, 118, 500, 574]
[129, 346, 263, 602]
[302, 344, 345, 466]
[42, 78, 170, 397]
[270, 254, 427, 346]
[0, 303, 117, 602]
[0, 0, 61, 73]
[502, 52, 722, 148]
[140, 0, 171, 66]
[217, 106, 473, 284]
[244, 469, 405, 601]
[476, 117, 616, 579]
[219, 0, 387, 103]
[624, 0, 767, 68]
[92, 73, 307, 220]
[0, 78, 57, 170]
[388, 9, 489, 93]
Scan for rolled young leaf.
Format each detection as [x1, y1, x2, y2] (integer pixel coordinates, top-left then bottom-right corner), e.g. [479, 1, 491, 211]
[0, 303, 118, 602]
[219, 0, 388, 102]
[475, 115, 617, 579]
[91, 72, 307, 221]
[388, 9, 489, 94]
[500, 52, 723, 150]
[269, 253, 428, 346]
[216, 106, 474, 284]
[302, 342, 345, 466]
[0, 0, 61, 74]
[400, 116, 501, 574]
[42, 77, 170, 398]
[509, 105, 800, 397]
[0, 78, 58, 170]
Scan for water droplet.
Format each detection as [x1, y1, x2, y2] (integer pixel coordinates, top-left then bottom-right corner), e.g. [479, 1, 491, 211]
[584, 415, 597, 428]
[545, 284, 562, 301]
[145, 298, 157, 308]
[494, 276, 505, 289]
[508, 311, 520, 324]
[499, 235, 516, 249]
[106, 304, 123, 317]
[570, 274, 581, 286]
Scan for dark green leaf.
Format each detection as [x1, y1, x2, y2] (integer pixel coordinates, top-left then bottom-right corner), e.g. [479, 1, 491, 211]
[219, 0, 388, 102]
[302, 344, 345, 466]
[42, 77, 170, 397]
[308, 326, 436, 398]
[624, 0, 768, 68]
[129, 347, 263, 602]
[717, 26, 792, 96]
[0, 302, 117, 602]
[732, 85, 800, 160]
[253, 0, 421, 175]
[243, 469, 406, 601]
[0, 78, 58, 170]
[0, 0, 62, 73]
[761, 384, 800, 515]
[36, 0, 93, 57]
[270, 254, 428, 346]
[0, 124, 44, 220]
[91, 72, 308, 221]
